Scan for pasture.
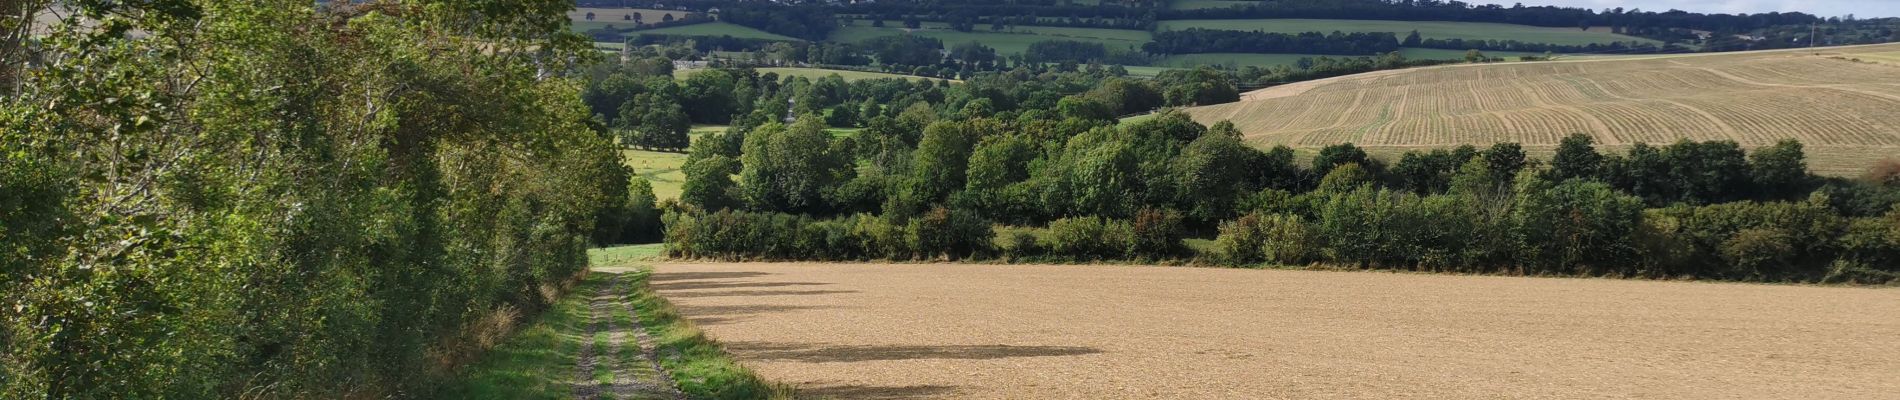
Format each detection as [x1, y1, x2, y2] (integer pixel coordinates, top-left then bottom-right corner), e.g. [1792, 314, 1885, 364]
[677, 67, 948, 83]
[625, 148, 687, 201]
[1183, 43, 1900, 175]
[568, 8, 698, 33]
[1157, 19, 1658, 46]
[828, 20, 1150, 56]
[633, 22, 799, 41]
[1168, 0, 1261, 10]
[649, 262, 1900, 398]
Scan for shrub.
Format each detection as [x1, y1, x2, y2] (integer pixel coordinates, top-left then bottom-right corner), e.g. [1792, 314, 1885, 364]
[1002, 231, 1042, 260]
[1720, 228, 1795, 279]
[907, 207, 995, 260]
[1130, 208, 1186, 258]
[1214, 212, 1314, 266]
[1213, 213, 1268, 265]
[1257, 214, 1317, 265]
[1047, 216, 1132, 260]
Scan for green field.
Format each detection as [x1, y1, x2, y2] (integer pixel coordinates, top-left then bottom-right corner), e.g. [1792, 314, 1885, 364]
[626, 125, 861, 201]
[625, 148, 687, 200]
[1157, 19, 1659, 46]
[678, 67, 947, 82]
[634, 22, 800, 41]
[1169, 0, 1261, 10]
[829, 20, 1149, 56]
[1121, 65, 1183, 77]
[1155, 48, 1546, 68]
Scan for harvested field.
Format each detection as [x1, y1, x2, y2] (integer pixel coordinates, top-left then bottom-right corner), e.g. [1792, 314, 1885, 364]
[1157, 19, 1657, 46]
[651, 262, 1900, 399]
[1184, 43, 1900, 175]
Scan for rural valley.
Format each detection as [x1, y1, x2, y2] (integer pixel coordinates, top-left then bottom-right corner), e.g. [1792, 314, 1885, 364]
[4, 0, 1899, 399]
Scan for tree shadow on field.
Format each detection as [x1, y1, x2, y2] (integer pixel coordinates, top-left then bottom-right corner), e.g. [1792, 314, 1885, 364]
[651, 280, 832, 291]
[661, 289, 859, 298]
[802, 384, 961, 399]
[647, 271, 774, 282]
[670, 303, 838, 327]
[724, 342, 1101, 363]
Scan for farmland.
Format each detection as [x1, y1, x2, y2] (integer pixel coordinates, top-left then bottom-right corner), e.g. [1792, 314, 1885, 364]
[649, 262, 1900, 398]
[633, 22, 800, 41]
[1168, 0, 1261, 10]
[1183, 43, 1900, 175]
[568, 8, 698, 34]
[1158, 19, 1658, 46]
[1155, 48, 1547, 68]
[828, 20, 1150, 56]
[676, 67, 948, 83]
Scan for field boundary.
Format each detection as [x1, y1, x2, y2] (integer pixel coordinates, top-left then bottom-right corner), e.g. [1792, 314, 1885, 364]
[624, 266, 803, 399]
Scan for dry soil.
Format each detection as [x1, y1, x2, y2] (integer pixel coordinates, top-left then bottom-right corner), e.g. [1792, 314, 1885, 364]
[650, 262, 1900, 399]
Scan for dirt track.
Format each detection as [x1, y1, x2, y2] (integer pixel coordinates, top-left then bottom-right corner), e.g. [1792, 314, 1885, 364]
[649, 262, 1900, 399]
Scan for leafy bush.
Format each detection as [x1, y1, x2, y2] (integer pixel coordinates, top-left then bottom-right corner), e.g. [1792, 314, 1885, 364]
[1046, 216, 1133, 261]
[1130, 208, 1187, 259]
[907, 207, 995, 260]
[1002, 231, 1042, 260]
[1214, 212, 1314, 266]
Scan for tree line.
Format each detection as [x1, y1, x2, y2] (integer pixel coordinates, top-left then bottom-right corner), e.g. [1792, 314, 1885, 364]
[4, 1, 628, 397]
[1145, 29, 1402, 56]
[636, 72, 1899, 283]
[1155, 0, 1819, 35]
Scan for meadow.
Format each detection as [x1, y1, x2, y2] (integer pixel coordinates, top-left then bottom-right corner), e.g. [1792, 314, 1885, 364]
[676, 67, 948, 83]
[568, 8, 699, 33]
[1167, 0, 1261, 10]
[1157, 19, 1658, 46]
[828, 20, 1150, 56]
[1183, 43, 1900, 175]
[633, 22, 800, 41]
[649, 262, 1900, 398]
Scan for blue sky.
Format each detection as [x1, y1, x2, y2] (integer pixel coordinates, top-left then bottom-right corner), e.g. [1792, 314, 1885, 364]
[1532, 0, 1900, 18]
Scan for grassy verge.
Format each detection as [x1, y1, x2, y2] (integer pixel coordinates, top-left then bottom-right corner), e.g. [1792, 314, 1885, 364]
[625, 267, 800, 399]
[434, 278, 596, 399]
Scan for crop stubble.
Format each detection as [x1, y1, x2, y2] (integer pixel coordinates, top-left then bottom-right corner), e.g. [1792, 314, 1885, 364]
[650, 262, 1900, 399]
[1188, 44, 1900, 175]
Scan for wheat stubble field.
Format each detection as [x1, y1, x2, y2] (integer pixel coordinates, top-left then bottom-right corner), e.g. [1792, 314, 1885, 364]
[649, 262, 1900, 399]
[1185, 43, 1900, 175]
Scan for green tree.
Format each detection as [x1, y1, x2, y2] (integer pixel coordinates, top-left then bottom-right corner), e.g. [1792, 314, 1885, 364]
[1174, 130, 1255, 220]
[1483, 142, 1528, 183]
[911, 119, 1000, 202]
[1312, 143, 1376, 178]
[1547, 133, 1602, 182]
[1748, 139, 1811, 200]
[620, 92, 692, 151]
[2, 0, 619, 396]
[1318, 162, 1373, 193]
[740, 120, 852, 213]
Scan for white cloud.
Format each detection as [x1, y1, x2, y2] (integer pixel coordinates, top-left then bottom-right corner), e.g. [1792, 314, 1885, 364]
[1529, 0, 1900, 18]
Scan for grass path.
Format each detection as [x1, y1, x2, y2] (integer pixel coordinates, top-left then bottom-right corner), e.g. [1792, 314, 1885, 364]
[574, 274, 684, 400]
[440, 244, 788, 399]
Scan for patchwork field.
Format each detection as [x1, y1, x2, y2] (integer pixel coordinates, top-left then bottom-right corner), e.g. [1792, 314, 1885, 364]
[677, 67, 946, 82]
[829, 20, 1150, 56]
[650, 262, 1900, 399]
[1156, 48, 1546, 68]
[1168, 0, 1261, 10]
[632, 22, 799, 41]
[1157, 19, 1658, 46]
[1183, 43, 1900, 175]
[569, 8, 699, 33]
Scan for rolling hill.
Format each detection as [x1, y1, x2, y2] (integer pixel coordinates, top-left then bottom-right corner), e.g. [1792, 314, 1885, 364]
[1158, 19, 1658, 46]
[1182, 43, 1900, 175]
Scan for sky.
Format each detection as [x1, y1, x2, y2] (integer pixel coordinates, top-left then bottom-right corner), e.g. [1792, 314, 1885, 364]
[1528, 0, 1900, 18]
